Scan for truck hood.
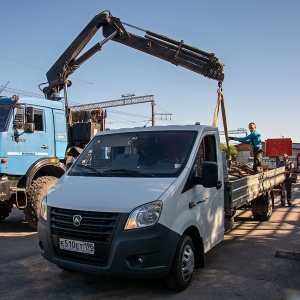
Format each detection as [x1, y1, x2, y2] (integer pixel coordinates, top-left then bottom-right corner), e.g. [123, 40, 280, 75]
[46, 175, 176, 212]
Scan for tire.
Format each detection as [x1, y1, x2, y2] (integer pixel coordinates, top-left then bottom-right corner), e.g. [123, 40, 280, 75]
[261, 199, 272, 221]
[252, 212, 261, 220]
[24, 176, 58, 230]
[261, 193, 273, 221]
[66, 156, 76, 170]
[0, 202, 13, 221]
[166, 234, 195, 292]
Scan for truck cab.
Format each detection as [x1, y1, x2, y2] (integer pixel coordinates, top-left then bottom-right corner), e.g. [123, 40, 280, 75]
[0, 96, 67, 172]
[0, 95, 67, 223]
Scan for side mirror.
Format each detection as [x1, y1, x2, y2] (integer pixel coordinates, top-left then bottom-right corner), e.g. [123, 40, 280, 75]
[26, 123, 35, 133]
[14, 108, 24, 129]
[26, 107, 34, 123]
[201, 161, 219, 188]
[194, 161, 219, 188]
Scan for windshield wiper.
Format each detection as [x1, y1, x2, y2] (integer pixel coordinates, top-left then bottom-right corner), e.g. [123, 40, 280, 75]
[76, 164, 100, 173]
[104, 169, 154, 177]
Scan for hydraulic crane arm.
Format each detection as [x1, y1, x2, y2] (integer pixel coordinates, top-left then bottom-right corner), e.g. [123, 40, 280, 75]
[42, 10, 224, 99]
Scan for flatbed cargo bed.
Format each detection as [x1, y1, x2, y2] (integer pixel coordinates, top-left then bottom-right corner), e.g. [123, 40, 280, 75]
[224, 166, 285, 217]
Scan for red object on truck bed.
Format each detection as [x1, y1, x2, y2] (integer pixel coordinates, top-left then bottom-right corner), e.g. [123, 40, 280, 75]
[265, 138, 292, 156]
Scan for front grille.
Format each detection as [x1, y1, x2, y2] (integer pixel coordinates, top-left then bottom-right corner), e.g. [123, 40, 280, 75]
[51, 207, 120, 242]
[51, 207, 121, 266]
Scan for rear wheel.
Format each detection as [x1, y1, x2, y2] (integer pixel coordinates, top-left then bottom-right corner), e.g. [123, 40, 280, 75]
[24, 176, 58, 230]
[252, 212, 261, 220]
[261, 197, 273, 221]
[166, 234, 195, 292]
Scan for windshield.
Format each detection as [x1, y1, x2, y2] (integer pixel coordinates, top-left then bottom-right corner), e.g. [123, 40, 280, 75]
[0, 103, 11, 132]
[69, 130, 197, 177]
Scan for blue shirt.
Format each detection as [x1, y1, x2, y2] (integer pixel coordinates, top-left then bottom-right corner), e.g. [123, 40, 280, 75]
[234, 130, 262, 148]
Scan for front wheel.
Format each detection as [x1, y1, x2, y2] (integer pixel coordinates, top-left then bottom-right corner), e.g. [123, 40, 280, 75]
[24, 176, 58, 230]
[166, 234, 195, 292]
[0, 202, 13, 221]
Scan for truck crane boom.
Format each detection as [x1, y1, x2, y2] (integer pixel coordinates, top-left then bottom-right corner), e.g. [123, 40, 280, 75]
[41, 10, 224, 99]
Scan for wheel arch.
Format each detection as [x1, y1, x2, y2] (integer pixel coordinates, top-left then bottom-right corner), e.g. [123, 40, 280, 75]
[183, 225, 205, 268]
[20, 157, 66, 189]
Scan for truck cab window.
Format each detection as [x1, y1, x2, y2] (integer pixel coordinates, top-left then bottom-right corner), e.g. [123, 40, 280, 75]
[69, 131, 196, 177]
[34, 110, 44, 131]
[0, 104, 11, 131]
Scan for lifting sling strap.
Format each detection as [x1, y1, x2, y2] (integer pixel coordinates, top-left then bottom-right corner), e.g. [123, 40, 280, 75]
[212, 81, 231, 161]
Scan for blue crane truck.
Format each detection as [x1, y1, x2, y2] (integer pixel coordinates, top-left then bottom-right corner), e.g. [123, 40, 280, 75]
[0, 94, 103, 228]
[0, 10, 225, 229]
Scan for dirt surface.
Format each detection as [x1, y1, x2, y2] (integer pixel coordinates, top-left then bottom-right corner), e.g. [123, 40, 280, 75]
[1, 184, 300, 300]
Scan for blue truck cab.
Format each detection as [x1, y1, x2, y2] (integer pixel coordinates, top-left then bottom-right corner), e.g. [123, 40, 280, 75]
[0, 94, 67, 227]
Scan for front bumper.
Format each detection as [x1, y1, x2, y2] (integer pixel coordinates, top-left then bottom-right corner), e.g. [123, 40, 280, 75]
[38, 211, 180, 278]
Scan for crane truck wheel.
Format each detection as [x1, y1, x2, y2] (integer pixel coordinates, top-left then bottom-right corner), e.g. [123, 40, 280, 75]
[24, 176, 58, 230]
[0, 202, 13, 221]
[166, 234, 195, 292]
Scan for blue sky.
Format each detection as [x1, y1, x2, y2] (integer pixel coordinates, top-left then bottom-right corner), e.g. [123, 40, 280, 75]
[1, 0, 300, 143]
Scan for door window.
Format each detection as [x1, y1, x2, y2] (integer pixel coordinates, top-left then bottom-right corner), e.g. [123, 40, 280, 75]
[34, 110, 44, 131]
[196, 134, 217, 176]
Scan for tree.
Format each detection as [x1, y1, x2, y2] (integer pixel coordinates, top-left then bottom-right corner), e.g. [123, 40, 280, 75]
[221, 143, 238, 160]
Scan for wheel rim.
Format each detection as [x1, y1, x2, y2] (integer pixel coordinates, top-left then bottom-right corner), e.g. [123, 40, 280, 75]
[181, 244, 195, 282]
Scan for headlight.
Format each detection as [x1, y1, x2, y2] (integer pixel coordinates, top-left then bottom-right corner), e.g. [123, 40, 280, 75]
[40, 196, 48, 221]
[124, 200, 163, 230]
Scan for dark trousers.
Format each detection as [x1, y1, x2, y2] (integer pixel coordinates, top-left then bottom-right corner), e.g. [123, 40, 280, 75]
[284, 177, 292, 200]
[253, 148, 263, 174]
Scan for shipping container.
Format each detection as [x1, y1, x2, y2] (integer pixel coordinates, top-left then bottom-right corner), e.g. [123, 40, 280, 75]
[265, 138, 292, 157]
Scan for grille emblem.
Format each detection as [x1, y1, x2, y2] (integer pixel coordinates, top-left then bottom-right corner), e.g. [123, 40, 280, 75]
[73, 215, 82, 227]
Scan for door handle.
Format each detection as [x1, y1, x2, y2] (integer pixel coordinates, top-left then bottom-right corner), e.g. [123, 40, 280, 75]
[41, 145, 49, 149]
[216, 180, 222, 190]
[189, 198, 208, 208]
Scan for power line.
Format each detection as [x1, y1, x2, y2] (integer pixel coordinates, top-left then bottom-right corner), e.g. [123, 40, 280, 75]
[0, 56, 45, 71]
[108, 109, 149, 119]
[0, 81, 9, 95]
[1, 86, 44, 98]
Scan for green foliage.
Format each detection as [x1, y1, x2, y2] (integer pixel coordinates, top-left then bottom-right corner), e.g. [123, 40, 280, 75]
[221, 143, 238, 160]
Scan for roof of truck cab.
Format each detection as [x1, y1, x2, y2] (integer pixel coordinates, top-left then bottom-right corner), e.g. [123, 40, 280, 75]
[0, 96, 65, 110]
[97, 124, 219, 136]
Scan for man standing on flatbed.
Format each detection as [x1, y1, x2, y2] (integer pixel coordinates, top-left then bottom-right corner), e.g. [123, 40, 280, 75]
[229, 122, 263, 174]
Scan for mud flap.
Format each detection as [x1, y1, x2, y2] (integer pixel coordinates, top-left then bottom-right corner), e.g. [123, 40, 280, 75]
[0, 177, 11, 201]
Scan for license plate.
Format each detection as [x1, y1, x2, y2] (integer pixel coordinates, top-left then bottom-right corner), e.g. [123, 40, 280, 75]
[59, 238, 95, 255]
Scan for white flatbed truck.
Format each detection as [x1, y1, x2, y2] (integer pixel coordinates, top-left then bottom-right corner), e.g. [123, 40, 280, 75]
[37, 125, 285, 291]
